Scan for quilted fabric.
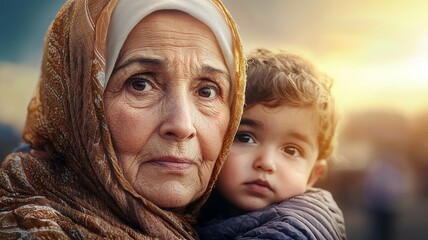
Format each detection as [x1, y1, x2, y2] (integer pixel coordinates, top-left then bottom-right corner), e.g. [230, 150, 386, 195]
[197, 188, 347, 240]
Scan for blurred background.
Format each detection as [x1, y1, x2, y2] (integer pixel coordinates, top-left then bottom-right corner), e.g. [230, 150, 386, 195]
[1, 0, 427, 239]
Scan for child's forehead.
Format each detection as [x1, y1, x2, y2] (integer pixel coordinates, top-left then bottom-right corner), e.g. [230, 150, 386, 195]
[243, 104, 319, 129]
[248, 103, 318, 130]
[246, 103, 316, 116]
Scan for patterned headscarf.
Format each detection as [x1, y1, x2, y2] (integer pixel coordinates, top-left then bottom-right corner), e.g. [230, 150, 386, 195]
[0, 0, 245, 239]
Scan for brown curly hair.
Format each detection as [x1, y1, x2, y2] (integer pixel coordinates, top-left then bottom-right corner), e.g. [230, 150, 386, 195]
[245, 49, 338, 160]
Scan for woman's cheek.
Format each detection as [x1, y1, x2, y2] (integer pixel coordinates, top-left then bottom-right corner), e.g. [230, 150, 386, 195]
[106, 100, 151, 154]
[201, 108, 230, 161]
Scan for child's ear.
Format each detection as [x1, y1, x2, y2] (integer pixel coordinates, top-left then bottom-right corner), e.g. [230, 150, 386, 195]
[307, 159, 327, 187]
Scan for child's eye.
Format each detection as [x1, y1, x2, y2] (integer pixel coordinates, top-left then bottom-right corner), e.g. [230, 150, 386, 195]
[234, 132, 255, 144]
[283, 146, 302, 157]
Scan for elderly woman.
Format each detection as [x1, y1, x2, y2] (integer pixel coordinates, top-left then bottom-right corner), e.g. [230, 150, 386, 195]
[0, 0, 245, 239]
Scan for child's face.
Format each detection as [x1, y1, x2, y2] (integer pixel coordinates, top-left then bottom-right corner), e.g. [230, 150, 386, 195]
[217, 104, 326, 212]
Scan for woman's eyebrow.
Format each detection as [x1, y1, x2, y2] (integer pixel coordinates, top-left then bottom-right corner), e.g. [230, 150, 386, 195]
[115, 56, 164, 71]
[201, 65, 229, 79]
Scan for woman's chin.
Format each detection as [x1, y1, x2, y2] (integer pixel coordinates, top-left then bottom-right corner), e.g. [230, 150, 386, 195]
[140, 183, 203, 209]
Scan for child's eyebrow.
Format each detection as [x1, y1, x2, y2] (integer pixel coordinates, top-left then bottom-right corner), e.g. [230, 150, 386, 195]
[240, 118, 261, 128]
[288, 132, 316, 149]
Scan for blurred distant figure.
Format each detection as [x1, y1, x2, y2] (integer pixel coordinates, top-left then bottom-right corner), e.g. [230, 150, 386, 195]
[0, 123, 21, 164]
[410, 112, 428, 196]
[363, 147, 410, 240]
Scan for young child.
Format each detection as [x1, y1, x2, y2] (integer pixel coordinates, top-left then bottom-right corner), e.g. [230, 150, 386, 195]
[197, 49, 346, 239]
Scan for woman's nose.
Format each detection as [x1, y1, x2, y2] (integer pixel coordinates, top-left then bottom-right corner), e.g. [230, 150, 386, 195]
[253, 148, 277, 173]
[159, 94, 196, 141]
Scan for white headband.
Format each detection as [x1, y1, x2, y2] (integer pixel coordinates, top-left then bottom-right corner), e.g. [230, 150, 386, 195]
[105, 0, 234, 88]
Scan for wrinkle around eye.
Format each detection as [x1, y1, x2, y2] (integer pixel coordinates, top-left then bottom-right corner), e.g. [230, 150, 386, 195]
[127, 76, 156, 94]
[196, 101, 225, 117]
[197, 86, 217, 99]
[198, 65, 230, 98]
[108, 60, 160, 89]
[194, 88, 226, 111]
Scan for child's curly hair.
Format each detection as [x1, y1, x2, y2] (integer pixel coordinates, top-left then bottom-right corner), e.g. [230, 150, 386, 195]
[245, 49, 338, 160]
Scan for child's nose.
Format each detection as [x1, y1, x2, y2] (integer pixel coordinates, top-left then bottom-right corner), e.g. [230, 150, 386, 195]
[253, 148, 276, 173]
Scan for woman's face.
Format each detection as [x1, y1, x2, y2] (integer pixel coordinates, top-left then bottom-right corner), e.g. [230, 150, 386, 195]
[104, 10, 231, 208]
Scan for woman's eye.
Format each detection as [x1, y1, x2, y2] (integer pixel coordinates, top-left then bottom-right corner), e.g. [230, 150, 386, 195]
[129, 78, 153, 92]
[198, 86, 218, 99]
[283, 146, 302, 157]
[234, 133, 255, 144]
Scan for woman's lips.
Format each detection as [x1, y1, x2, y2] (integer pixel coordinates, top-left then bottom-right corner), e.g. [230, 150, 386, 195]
[149, 157, 193, 170]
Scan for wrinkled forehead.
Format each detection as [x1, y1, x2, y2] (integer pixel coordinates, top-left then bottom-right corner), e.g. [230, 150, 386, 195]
[104, 0, 234, 88]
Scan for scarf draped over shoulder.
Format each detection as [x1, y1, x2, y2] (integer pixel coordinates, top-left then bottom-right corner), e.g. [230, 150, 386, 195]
[0, 0, 245, 239]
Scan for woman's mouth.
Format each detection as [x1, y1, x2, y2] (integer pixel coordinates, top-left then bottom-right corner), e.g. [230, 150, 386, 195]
[149, 157, 193, 171]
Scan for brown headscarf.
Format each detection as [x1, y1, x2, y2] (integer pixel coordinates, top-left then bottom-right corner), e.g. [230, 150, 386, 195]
[0, 0, 245, 239]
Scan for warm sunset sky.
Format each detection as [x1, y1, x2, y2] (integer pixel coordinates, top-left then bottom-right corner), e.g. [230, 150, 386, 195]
[222, 0, 428, 116]
[1, 0, 428, 130]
